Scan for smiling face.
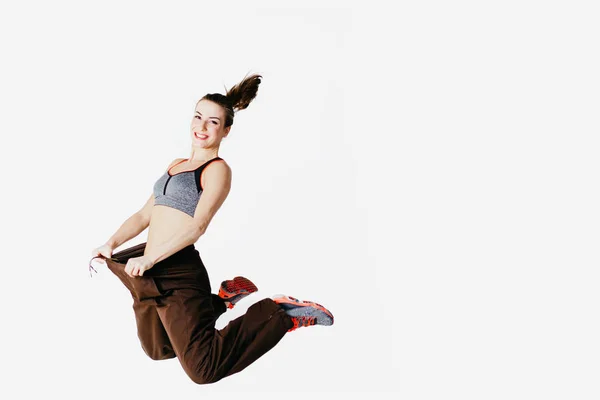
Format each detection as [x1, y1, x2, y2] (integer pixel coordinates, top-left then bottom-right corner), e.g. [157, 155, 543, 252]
[190, 99, 231, 148]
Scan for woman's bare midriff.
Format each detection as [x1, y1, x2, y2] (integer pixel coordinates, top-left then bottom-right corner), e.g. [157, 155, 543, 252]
[144, 204, 195, 257]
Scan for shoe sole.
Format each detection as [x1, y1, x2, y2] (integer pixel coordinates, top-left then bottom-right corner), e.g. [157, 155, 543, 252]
[272, 295, 334, 326]
[219, 277, 258, 307]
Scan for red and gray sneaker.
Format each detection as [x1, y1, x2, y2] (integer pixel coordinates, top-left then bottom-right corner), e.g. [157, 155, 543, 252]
[218, 276, 258, 309]
[271, 294, 334, 332]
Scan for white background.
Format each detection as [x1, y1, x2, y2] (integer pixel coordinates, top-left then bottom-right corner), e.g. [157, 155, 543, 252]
[1, 0, 598, 398]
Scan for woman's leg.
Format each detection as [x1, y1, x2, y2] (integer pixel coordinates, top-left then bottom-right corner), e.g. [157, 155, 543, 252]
[131, 298, 175, 360]
[150, 246, 294, 384]
[155, 289, 293, 384]
[104, 242, 230, 361]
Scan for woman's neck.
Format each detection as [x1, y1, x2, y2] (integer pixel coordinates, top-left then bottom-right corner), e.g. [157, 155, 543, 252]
[188, 149, 218, 162]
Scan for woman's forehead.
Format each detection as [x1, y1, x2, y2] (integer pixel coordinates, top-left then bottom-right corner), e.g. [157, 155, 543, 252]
[196, 99, 223, 113]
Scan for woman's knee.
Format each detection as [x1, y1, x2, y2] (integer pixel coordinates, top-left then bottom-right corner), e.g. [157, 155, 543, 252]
[142, 345, 175, 361]
[186, 371, 219, 385]
[182, 360, 220, 385]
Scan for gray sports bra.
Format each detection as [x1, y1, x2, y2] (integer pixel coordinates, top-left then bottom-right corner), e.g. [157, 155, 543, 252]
[153, 157, 223, 217]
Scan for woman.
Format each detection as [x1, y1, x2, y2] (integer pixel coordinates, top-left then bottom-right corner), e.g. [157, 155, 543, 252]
[88, 73, 334, 385]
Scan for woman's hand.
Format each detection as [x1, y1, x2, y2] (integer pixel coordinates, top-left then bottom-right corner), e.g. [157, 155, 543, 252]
[89, 243, 114, 277]
[91, 243, 114, 263]
[124, 255, 155, 278]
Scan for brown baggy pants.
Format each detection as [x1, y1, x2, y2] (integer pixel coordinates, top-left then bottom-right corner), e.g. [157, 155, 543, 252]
[104, 242, 293, 384]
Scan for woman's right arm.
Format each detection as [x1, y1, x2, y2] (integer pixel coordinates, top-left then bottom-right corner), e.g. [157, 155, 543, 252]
[103, 158, 185, 249]
[105, 194, 154, 249]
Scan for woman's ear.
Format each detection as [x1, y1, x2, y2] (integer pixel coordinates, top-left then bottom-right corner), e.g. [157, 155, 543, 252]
[224, 126, 231, 136]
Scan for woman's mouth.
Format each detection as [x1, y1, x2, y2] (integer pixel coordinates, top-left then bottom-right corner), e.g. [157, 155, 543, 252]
[194, 132, 208, 140]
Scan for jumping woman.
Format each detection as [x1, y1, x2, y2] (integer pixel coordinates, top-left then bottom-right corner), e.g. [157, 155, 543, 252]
[88, 73, 334, 384]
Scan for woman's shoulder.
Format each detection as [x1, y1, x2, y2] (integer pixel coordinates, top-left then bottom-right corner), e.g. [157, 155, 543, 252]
[166, 157, 187, 169]
[203, 157, 231, 176]
[210, 157, 231, 173]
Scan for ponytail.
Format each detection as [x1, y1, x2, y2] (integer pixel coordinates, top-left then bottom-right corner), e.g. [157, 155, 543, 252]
[200, 73, 262, 127]
[226, 73, 261, 112]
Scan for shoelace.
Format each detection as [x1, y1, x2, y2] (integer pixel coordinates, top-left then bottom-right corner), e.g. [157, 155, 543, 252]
[288, 316, 316, 332]
[88, 255, 119, 278]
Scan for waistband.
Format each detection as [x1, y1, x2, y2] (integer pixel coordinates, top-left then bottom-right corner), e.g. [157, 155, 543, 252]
[111, 242, 196, 264]
[157, 243, 197, 266]
[89, 242, 198, 278]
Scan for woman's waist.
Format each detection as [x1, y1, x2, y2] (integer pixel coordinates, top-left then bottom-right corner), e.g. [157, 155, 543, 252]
[147, 206, 194, 239]
[112, 240, 198, 269]
[109, 241, 208, 292]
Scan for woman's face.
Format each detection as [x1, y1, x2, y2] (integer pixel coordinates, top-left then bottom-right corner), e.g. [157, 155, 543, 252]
[190, 100, 230, 148]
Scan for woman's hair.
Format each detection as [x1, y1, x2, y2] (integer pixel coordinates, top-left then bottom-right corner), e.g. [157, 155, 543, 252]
[200, 73, 262, 128]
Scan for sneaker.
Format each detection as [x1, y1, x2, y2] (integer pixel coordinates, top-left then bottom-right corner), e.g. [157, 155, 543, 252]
[271, 294, 334, 332]
[218, 276, 258, 309]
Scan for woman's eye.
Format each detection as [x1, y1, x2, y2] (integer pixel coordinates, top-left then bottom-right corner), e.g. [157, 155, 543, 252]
[195, 115, 201, 119]
[211, 121, 218, 125]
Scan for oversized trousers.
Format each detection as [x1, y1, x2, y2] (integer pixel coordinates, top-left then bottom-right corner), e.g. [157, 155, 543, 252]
[104, 242, 293, 384]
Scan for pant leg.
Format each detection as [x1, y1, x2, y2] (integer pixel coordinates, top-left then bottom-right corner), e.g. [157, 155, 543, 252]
[132, 299, 175, 360]
[132, 295, 225, 361]
[211, 294, 227, 315]
[207, 297, 294, 380]
[151, 246, 294, 384]
[106, 255, 176, 360]
[106, 242, 228, 361]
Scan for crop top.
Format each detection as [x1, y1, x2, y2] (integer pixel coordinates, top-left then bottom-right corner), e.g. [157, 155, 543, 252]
[153, 157, 223, 217]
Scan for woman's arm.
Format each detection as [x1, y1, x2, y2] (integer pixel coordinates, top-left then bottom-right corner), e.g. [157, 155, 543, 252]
[106, 158, 186, 250]
[145, 161, 232, 264]
[105, 194, 153, 249]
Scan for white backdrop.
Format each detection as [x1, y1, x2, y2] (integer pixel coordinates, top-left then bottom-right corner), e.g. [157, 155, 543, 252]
[1, 0, 599, 398]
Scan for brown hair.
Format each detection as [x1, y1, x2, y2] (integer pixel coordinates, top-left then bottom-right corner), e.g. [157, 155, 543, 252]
[199, 73, 262, 128]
